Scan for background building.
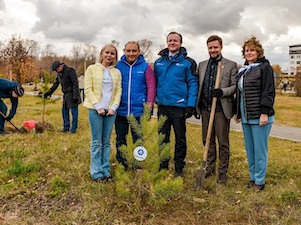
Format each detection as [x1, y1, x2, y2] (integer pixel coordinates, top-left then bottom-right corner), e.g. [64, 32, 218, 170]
[289, 44, 301, 75]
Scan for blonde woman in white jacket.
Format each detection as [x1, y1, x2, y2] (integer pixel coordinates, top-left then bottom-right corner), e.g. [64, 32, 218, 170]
[83, 44, 122, 182]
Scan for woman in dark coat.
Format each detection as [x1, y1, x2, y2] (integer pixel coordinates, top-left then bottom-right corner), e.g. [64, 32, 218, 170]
[234, 36, 275, 192]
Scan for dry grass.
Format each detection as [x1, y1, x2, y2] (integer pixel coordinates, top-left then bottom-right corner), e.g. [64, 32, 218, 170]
[0, 94, 300, 225]
[274, 93, 301, 127]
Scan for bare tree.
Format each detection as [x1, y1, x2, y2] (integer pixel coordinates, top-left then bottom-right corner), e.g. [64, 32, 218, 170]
[83, 44, 97, 72]
[0, 34, 38, 83]
[71, 44, 82, 74]
[137, 39, 153, 63]
[111, 40, 120, 48]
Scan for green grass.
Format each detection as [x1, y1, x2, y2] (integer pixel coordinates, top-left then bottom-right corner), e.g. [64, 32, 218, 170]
[0, 95, 300, 224]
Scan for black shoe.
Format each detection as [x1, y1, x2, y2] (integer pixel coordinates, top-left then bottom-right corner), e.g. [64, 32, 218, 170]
[159, 165, 169, 171]
[159, 162, 169, 171]
[57, 128, 69, 133]
[217, 174, 227, 184]
[175, 170, 184, 177]
[246, 180, 255, 188]
[255, 184, 265, 192]
[105, 175, 114, 182]
[94, 177, 107, 183]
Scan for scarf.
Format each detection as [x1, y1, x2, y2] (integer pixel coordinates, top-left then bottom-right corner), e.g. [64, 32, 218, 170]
[238, 62, 262, 75]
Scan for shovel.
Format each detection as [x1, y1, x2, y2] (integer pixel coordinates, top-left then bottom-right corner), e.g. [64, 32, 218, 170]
[196, 61, 222, 190]
[0, 111, 26, 134]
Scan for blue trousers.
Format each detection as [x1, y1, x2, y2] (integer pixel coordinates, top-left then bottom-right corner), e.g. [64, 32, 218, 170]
[62, 105, 78, 133]
[89, 109, 116, 180]
[242, 123, 272, 185]
[0, 100, 8, 131]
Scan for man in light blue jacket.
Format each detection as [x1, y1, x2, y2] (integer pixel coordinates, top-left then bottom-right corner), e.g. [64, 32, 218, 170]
[154, 32, 198, 177]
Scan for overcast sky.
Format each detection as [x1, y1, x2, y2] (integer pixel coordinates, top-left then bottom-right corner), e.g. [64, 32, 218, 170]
[1, 0, 301, 70]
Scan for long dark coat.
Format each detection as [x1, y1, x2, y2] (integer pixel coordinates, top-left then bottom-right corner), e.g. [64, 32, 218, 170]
[48, 64, 81, 108]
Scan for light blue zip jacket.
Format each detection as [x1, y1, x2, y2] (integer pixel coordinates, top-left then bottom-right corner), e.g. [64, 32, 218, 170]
[154, 47, 198, 108]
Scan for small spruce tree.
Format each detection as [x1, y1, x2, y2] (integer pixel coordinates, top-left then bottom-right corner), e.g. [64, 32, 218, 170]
[114, 105, 183, 209]
[34, 72, 55, 132]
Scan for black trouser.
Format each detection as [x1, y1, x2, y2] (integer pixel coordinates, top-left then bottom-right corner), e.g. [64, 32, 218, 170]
[115, 115, 141, 167]
[158, 106, 187, 173]
[201, 110, 230, 177]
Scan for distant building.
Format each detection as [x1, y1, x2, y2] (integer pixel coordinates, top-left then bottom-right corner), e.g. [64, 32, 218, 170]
[289, 44, 301, 75]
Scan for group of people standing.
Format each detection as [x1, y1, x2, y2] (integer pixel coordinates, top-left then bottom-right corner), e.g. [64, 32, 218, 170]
[0, 31, 275, 193]
[80, 31, 275, 193]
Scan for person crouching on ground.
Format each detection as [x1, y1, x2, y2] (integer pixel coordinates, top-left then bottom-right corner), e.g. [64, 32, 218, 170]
[0, 78, 24, 135]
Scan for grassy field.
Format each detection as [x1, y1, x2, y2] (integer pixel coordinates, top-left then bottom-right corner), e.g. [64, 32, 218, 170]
[0, 93, 300, 224]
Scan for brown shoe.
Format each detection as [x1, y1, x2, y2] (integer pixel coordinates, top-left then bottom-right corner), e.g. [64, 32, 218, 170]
[0, 130, 10, 135]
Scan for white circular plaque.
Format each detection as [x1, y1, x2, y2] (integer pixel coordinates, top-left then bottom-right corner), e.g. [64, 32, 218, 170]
[133, 146, 148, 161]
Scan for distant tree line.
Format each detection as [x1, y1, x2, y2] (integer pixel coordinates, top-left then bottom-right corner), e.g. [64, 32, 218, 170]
[3, 34, 299, 97]
[0, 35, 155, 85]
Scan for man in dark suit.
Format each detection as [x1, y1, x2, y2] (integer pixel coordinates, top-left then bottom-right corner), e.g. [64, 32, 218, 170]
[196, 35, 237, 184]
[44, 61, 81, 134]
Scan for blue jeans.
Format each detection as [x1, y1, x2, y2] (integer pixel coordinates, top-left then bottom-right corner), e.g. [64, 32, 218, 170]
[62, 105, 78, 133]
[242, 123, 272, 185]
[0, 100, 8, 131]
[89, 109, 116, 180]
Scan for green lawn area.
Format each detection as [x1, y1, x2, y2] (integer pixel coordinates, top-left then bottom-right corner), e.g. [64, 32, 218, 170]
[0, 94, 300, 224]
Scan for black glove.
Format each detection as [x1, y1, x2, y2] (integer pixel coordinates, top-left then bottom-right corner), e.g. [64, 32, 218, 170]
[5, 116, 12, 122]
[185, 107, 195, 119]
[212, 88, 223, 98]
[43, 93, 50, 99]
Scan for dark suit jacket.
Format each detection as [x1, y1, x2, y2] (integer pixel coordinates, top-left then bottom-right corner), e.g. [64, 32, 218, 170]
[196, 57, 237, 120]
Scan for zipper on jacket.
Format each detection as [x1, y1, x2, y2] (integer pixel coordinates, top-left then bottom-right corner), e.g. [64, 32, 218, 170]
[127, 65, 132, 116]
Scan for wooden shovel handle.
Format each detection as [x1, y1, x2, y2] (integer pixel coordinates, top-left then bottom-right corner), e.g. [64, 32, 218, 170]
[203, 61, 222, 161]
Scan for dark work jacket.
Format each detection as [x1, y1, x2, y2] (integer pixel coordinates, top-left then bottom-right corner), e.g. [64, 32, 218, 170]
[0, 78, 19, 118]
[47, 64, 81, 108]
[236, 58, 275, 120]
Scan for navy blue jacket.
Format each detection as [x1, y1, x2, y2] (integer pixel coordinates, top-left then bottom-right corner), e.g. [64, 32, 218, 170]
[0, 78, 19, 118]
